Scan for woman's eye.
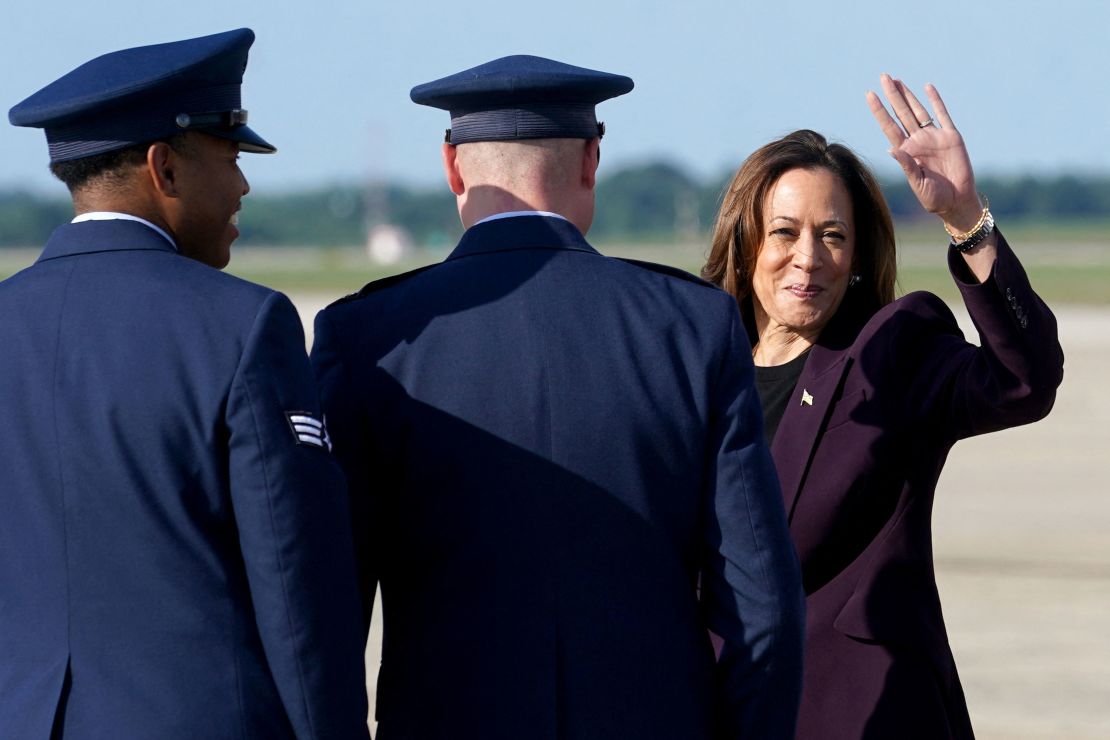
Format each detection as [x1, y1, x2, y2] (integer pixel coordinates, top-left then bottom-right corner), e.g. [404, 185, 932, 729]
[823, 231, 845, 241]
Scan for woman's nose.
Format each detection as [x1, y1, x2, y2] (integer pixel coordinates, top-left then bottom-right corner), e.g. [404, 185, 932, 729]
[792, 234, 823, 270]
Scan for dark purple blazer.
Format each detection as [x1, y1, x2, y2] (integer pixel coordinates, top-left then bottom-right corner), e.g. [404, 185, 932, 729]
[759, 233, 1064, 739]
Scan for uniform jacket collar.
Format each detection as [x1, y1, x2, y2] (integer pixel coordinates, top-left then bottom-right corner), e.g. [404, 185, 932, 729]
[38, 219, 178, 263]
[447, 214, 600, 262]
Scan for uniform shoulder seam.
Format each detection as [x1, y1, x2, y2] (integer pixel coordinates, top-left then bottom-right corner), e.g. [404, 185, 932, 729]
[325, 263, 438, 309]
[613, 257, 719, 290]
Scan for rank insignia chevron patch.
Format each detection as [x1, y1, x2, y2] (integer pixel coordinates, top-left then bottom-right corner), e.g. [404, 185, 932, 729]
[285, 411, 332, 452]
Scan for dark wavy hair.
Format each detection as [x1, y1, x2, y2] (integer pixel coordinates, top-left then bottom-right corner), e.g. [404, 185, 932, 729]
[703, 129, 897, 316]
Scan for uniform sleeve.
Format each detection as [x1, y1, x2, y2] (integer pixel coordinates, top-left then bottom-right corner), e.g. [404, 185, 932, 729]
[902, 230, 1064, 439]
[226, 291, 370, 740]
[310, 307, 379, 633]
[700, 301, 806, 739]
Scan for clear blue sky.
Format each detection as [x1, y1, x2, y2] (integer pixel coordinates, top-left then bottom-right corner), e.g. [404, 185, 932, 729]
[2, 0, 1106, 194]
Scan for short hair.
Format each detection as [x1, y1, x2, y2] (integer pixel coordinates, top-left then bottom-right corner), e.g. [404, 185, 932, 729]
[49, 134, 190, 193]
[455, 137, 586, 190]
[703, 129, 897, 316]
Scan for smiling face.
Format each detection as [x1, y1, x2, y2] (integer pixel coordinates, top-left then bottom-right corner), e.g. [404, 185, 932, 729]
[751, 166, 855, 350]
[170, 133, 250, 269]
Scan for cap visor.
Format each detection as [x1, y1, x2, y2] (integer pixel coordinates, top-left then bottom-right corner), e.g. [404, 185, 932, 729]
[206, 124, 275, 154]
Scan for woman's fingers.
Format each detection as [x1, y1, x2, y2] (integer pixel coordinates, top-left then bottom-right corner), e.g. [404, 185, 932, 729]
[925, 83, 957, 130]
[879, 73, 920, 135]
[867, 90, 906, 148]
[895, 79, 936, 129]
[888, 145, 922, 185]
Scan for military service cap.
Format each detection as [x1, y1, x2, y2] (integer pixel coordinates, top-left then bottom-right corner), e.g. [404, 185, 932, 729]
[9, 28, 275, 162]
[410, 55, 633, 145]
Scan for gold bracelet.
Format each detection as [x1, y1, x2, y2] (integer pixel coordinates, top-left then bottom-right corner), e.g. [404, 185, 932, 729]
[949, 211, 995, 253]
[944, 193, 990, 242]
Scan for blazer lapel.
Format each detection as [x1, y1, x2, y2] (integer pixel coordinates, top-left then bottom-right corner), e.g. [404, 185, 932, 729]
[771, 348, 850, 521]
[768, 301, 867, 522]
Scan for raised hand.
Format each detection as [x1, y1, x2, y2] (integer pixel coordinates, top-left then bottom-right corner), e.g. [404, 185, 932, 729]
[867, 74, 983, 234]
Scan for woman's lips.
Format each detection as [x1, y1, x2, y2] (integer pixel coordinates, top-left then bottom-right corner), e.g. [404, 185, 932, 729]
[786, 284, 823, 299]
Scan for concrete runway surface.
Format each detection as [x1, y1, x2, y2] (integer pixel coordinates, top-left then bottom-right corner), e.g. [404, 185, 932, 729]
[291, 294, 1109, 738]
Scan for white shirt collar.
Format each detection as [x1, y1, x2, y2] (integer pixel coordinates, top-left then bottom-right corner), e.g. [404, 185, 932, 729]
[71, 212, 177, 250]
[473, 210, 569, 226]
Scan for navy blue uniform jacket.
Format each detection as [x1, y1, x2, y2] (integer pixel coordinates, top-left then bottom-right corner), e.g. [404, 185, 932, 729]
[769, 234, 1064, 739]
[0, 220, 369, 739]
[311, 214, 805, 739]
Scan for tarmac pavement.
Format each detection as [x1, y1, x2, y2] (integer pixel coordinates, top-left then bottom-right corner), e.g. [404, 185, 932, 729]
[932, 306, 1110, 738]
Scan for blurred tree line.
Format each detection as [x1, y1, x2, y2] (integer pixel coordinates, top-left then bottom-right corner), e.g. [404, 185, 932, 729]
[3, 163, 1109, 248]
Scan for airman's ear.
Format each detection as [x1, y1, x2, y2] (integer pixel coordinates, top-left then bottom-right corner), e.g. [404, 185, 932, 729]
[442, 143, 465, 196]
[146, 141, 180, 198]
[581, 138, 600, 190]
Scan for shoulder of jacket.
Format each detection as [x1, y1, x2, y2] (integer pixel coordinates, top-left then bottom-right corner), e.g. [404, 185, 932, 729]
[190, 262, 283, 310]
[325, 263, 439, 309]
[883, 290, 956, 323]
[853, 291, 961, 358]
[613, 257, 720, 291]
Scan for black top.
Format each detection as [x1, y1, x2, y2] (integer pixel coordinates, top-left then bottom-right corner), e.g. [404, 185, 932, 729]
[755, 349, 811, 445]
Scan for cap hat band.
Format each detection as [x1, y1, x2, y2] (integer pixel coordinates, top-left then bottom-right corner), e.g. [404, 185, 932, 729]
[448, 102, 600, 144]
